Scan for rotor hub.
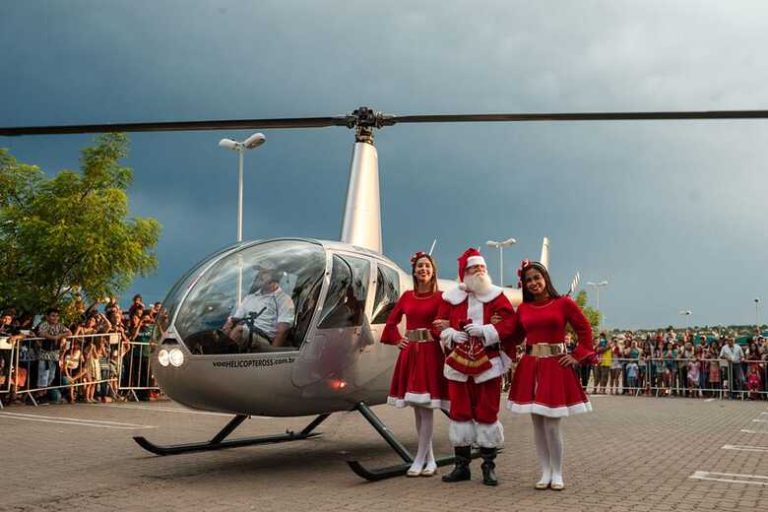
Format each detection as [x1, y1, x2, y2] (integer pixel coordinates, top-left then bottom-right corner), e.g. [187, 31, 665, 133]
[344, 106, 394, 144]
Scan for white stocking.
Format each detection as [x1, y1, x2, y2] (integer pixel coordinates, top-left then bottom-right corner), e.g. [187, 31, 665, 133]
[409, 408, 425, 471]
[532, 414, 551, 485]
[410, 407, 435, 472]
[418, 408, 435, 470]
[543, 416, 564, 486]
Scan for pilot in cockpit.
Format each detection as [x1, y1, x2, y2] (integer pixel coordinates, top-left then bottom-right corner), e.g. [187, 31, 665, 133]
[221, 265, 295, 351]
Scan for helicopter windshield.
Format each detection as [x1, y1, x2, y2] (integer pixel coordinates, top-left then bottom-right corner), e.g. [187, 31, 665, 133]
[168, 240, 326, 355]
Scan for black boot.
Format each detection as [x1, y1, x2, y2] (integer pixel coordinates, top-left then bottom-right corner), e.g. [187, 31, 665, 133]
[442, 446, 471, 483]
[480, 447, 498, 486]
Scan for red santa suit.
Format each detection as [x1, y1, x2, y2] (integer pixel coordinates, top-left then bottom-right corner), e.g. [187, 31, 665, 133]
[506, 296, 594, 417]
[381, 290, 448, 410]
[438, 284, 516, 448]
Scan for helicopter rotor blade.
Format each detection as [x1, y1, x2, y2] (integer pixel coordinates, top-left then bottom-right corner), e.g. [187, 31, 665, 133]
[387, 109, 768, 125]
[4, 108, 768, 137]
[0, 116, 352, 137]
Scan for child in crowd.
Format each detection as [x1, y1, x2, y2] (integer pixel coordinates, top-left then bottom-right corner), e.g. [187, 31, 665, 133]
[626, 359, 639, 394]
[60, 338, 83, 403]
[687, 357, 701, 397]
[82, 340, 100, 403]
[707, 346, 721, 397]
[747, 366, 761, 400]
[95, 338, 113, 402]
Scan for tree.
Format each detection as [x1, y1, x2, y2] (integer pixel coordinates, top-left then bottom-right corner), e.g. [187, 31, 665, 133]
[573, 290, 601, 334]
[0, 133, 161, 314]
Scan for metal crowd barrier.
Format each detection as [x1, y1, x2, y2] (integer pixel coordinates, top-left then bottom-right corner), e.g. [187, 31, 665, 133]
[1, 330, 160, 407]
[117, 334, 159, 402]
[579, 357, 767, 400]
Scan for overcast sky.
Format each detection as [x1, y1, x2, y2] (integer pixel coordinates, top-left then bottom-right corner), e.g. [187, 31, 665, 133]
[2, 1, 768, 329]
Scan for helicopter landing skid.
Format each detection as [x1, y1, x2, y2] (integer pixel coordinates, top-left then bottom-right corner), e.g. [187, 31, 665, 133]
[133, 412, 330, 456]
[346, 402, 480, 482]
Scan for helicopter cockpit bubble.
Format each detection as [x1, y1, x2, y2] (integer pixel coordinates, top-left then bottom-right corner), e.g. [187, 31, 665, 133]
[159, 239, 326, 355]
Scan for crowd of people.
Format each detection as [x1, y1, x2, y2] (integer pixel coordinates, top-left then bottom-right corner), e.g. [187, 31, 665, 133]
[0, 294, 162, 406]
[569, 329, 768, 400]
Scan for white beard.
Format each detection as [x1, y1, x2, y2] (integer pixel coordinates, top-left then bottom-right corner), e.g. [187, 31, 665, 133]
[464, 272, 493, 295]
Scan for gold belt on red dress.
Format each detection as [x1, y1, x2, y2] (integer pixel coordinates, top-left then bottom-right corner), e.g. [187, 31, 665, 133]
[528, 343, 566, 358]
[405, 329, 433, 343]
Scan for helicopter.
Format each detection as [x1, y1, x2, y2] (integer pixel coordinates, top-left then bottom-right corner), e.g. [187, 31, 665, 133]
[3, 106, 768, 480]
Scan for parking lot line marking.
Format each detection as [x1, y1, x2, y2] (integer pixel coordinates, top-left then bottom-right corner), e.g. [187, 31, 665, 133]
[690, 471, 768, 486]
[753, 419, 768, 423]
[704, 398, 715, 402]
[722, 444, 768, 453]
[0, 412, 154, 429]
[740, 429, 768, 434]
[86, 403, 232, 416]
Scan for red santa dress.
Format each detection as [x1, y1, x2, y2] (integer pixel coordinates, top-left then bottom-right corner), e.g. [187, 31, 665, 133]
[437, 285, 516, 448]
[506, 296, 594, 418]
[381, 290, 449, 410]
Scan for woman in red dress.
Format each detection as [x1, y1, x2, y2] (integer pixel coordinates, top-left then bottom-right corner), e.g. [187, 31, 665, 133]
[506, 260, 594, 491]
[381, 252, 448, 477]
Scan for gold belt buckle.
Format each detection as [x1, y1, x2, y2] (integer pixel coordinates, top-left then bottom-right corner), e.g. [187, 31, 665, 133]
[405, 329, 432, 342]
[531, 343, 565, 357]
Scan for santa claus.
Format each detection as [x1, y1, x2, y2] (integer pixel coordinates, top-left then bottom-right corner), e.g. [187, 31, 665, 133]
[435, 247, 517, 486]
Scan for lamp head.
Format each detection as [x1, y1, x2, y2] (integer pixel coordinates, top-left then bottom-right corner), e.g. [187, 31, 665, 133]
[244, 132, 266, 149]
[218, 138, 239, 151]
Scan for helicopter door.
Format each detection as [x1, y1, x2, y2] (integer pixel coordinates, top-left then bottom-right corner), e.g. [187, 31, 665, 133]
[291, 253, 373, 389]
[357, 262, 404, 385]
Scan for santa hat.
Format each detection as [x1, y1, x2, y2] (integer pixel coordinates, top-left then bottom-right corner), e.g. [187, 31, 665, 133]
[457, 247, 486, 287]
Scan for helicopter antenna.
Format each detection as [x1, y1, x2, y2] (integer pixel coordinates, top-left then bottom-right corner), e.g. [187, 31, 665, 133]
[567, 271, 581, 296]
[428, 239, 437, 256]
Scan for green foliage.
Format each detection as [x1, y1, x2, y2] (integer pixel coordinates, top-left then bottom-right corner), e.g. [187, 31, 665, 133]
[573, 290, 601, 335]
[0, 134, 161, 313]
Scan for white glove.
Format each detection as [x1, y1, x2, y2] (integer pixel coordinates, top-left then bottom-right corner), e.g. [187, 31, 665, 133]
[451, 329, 469, 345]
[464, 323, 485, 338]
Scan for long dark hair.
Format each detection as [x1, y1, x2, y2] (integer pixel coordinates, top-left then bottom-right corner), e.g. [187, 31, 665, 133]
[411, 254, 438, 293]
[521, 261, 560, 303]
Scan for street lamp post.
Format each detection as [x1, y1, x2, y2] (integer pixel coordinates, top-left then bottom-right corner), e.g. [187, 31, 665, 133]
[587, 280, 608, 330]
[755, 298, 760, 333]
[219, 133, 266, 304]
[486, 238, 517, 286]
[218, 133, 267, 243]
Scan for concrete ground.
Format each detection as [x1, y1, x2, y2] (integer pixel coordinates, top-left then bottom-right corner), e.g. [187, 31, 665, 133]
[1, 395, 767, 511]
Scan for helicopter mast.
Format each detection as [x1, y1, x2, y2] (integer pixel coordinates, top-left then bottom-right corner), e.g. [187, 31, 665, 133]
[340, 107, 384, 253]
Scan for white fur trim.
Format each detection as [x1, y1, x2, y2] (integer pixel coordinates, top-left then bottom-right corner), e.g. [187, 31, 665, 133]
[444, 364, 468, 382]
[473, 285, 503, 303]
[481, 324, 500, 347]
[499, 351, 512, 372]
[467, 294, 483, 324]
[404, 392, 450, 410]
[473, 356, 507, 384]
[449, 420, 476, 447]
[387, 395, 450, 411]
[466, 255, 486, 268]
[443, 285, 467, 305]
[444, 355, 507, 383]
[506, 400, 593, 418]
[475, 421, 504, 448]
[443, 284, 503, 305]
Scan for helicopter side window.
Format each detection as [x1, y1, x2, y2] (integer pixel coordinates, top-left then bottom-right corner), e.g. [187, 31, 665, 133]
[371, 265, 401, 324]
[318, 255, 370, 329]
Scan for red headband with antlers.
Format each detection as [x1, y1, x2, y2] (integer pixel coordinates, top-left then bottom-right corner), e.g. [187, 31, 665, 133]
[410, 251, 429, 268]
